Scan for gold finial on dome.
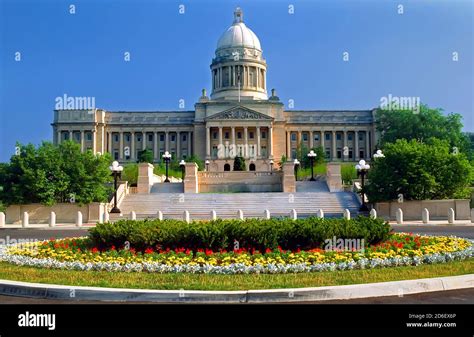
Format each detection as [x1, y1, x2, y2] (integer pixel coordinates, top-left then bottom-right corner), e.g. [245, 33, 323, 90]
[233, 7, 243, 23]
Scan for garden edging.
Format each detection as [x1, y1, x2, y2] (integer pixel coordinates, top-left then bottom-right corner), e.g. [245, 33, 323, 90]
[0, 274, 472, 303]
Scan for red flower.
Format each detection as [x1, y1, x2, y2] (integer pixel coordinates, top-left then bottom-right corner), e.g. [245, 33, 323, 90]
[205, 249, 213, 256]
[110, 245, 116, 251]
[265, 248, 272, 254]
[144, 248, 154, 254]
[91, 247, 99, 254]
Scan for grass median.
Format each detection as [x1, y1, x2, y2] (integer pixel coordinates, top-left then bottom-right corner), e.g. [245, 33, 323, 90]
[0, 259, 472, 291]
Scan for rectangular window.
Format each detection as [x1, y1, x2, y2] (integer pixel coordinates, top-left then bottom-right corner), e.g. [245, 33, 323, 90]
[326, 150, 330, 157]
[325, 133, 330, 141]
[182, 134, 187, 142]
[314, 134, 320, 141]
[291, 133, 296, 141]
[337, 150, 342, 159]
[114, 135, 119, 142]
[237, 132, 242, 139]
[76, 133, 81, 141]
[262, 131, 266, 139]
[213, 132, 218, 140]
[249, 132, 254, 139]
[349, 150, 353, 159]
[114, 152, 119, 160]
[137, 137, 141, 142]
[212, 146, 218, 157]
[336, 134, 341, 141]
[225, 132, 229, 139]
[291, 149, 297, 158]
[261, 146, 267, 157]
[86, 132, 92, 141]
[63, 133, 69, 140]
[160, 134, 165, 142]
[171, 135, 176, 142]
[303, 133, 308, 141]
[148, 134, 153, 142]
[348, 134, 353, 141]
[359, 135, 363, 141]
[126, 135, 130, 142]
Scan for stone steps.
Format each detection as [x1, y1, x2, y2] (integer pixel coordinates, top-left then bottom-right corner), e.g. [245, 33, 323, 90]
[113, 189, 361, 220]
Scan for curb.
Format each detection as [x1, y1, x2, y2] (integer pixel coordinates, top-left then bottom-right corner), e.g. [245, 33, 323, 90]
[0, 274, 473, 303]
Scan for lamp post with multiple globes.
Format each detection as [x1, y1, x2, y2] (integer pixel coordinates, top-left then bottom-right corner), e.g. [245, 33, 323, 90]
[307, 150, 317, 181]
[355, 159, 370, 211]
[162, 151, 172, 183]
[109, 161, 123, 213]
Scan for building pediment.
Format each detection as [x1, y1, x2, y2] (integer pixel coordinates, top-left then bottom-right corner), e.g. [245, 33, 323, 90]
[206, 106, 273, 121]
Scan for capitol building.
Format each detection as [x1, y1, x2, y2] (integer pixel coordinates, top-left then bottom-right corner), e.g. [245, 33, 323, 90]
[52, 8, 376, 171]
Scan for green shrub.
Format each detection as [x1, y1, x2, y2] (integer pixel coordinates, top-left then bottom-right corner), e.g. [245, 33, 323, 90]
[341, 164, 357, 185]
[89, 216, 390, 252]
[233, 156, 246, 171]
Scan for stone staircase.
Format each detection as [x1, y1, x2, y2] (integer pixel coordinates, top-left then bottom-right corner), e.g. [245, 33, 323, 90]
[111, 181, 361, 221]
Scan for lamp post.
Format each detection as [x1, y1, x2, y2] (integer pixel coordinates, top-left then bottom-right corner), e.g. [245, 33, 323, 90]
[355, 159, 370, 212]
[307, 150, 317, 181]
[109, 161, 123, 213]
[373, 149, 385, 159]
[294, 158, 300, 181]
[163, 151, 172, 183]
[205, 159, 210, 172]
[179, 159, 186, 181]
[269, 159, 274, 173]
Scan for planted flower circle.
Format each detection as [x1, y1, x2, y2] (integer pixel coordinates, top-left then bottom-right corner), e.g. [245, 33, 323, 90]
[0, 233, 472, 274]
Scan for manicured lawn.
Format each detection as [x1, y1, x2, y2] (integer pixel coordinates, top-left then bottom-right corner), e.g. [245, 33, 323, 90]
[0, 259, 472, 290]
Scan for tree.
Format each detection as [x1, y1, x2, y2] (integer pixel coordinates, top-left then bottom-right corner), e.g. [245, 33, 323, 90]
[365, 139, 472, 202]
[0, 141, 113, 206]
[137, 149, 154, 163]
[296, 142, 325, 169]
[375, 104, 471, 158]
[233, 156, 246, 171]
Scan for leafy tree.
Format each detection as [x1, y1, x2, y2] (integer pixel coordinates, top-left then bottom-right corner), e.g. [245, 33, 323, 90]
[365, 139, 473, 202]
[375, 104, 471, 158]
[137, 149, 154, 163]
[296, 142, 325, 169]
[0, 141, 112, 206]
[186, 154, 204, 171]
[233, 156, 246, 171]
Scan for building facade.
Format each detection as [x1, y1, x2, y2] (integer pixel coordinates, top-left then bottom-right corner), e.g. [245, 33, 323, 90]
[52, 8, 376, 171]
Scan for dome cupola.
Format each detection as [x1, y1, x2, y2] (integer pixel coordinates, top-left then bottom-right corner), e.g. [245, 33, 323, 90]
[210, 8, 268, 101]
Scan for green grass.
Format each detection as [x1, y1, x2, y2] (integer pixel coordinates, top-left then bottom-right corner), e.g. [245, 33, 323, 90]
[0, 259, 472, 290]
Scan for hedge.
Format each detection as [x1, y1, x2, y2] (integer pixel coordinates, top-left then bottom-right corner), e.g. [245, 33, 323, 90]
[89, 217, 391, 252]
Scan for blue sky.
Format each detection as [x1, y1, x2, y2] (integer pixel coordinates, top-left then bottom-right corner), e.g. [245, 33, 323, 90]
[0, 0, 472, 162]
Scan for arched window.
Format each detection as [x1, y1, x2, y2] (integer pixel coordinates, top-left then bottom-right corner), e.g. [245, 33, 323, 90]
[249, 163, 256, 171]
[224, 163, 231, 171]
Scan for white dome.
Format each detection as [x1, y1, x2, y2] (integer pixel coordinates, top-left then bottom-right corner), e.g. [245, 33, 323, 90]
[216, 8, 262, 51]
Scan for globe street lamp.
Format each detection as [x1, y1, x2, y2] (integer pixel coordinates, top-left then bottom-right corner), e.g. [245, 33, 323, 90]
[162, 151, 172, 183]
[355, 159, 370, 212]
[373, 149, 385, 159]
[269, 159, 274, 173]
[179, 159, 186, 181]
[205, 159, 210, 172]
[294, 158, 300, 181]
[307, 150, 317, 181]
[109, 161, 123, 214]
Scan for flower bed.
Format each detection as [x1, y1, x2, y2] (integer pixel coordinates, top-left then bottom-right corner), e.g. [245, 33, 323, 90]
[1, 233, 472, 274]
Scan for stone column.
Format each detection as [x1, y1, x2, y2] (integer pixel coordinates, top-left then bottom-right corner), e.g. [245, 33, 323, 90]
[142, 132, 146, 151]
[119, 132, 124, 160]
[355, 130, 359, 161]
[107, 131, 112, 154]
[268, 126, 273, 158]
[93, 128, 97, 154]
[231, 126, 236, 149]
[176, 131, 180, 159]
[80, 130, 85, 152]
[286, 131, 291, 159]
[69, 130, 73, 141]
[188, 131, 192, 157]
[154, 132, 159, 161]
[131, 132, 135, 160]
[206, 127, 210, 158]
[309, 130, 314, 149]
[165, 131, 169, 152]
[366, 130, 371, 159]
[297, 131, 302, 146]
[218, 126, 223, 149]
[244, 127, 248, 158]
[343, 130, 347, 161]
[321, 130, 325, 150]
[332, 131, 336, 161]
[57, 130, 61, 144]
[257, 127, 261, 158]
